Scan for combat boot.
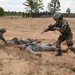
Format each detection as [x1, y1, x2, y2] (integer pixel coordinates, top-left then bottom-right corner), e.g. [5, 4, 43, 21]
[55, 50, 62, 56]
[69, 46, 75, 53]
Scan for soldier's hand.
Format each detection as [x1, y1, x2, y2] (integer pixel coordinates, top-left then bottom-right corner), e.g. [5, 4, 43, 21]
[18, 44, 26, 50]
[36, 53, 42, 57]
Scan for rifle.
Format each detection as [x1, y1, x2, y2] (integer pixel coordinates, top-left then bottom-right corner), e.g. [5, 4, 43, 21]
[41, 24, 55, 34]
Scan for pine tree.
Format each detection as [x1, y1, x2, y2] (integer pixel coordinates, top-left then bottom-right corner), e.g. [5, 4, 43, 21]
[47, 0, 60, 14]
[33, 0, 44, 12]
[23, 0, 34, 13]
[23, 0, 44, 13]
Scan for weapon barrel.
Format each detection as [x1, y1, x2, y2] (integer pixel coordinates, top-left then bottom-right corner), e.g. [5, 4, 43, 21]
[41, 24, 55, 34]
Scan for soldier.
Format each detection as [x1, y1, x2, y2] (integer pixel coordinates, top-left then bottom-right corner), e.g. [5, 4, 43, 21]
[0, 28, 7, 43]
[6, 37, 41, 45]
[17, 41, 68, 57]
[50, 12, 75, 56]
[6, 37, 68, 56]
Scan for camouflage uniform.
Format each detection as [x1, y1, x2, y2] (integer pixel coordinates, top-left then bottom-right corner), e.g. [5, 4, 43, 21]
[19, 41, 68, 56]
[6, 37, 39, 45]
[23, 42, 56, 55]
[0, 28, 6, 43]
[52, 13, 75, 56]
[7, 37, 68, 56]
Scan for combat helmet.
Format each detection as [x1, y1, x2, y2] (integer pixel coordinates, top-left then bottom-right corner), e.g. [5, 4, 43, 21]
[53, 12, 63, 20]
[0, 28, 6, 33]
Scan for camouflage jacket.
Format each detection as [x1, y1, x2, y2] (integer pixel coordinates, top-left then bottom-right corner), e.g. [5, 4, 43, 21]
[53, 17, 71, 35]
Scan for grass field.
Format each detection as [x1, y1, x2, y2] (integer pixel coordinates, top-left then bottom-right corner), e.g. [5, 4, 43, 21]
[0, 17, 75, 75]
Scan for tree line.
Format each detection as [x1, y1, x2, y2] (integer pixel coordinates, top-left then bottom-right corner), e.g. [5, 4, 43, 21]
[0, 0, 75, 17]
[23, 0, 60, 14]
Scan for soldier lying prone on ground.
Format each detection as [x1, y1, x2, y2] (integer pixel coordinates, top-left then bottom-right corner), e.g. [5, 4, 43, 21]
[17, 41, 68, 57]
[6, 37, 68, 57]
[6, 37, 41, 45]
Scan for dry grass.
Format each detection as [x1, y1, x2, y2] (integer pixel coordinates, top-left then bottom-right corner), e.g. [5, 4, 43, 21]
[0, 16, 75, 75]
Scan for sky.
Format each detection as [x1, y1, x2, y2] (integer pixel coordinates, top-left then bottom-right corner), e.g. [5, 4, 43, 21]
[0, 0, 75, 13]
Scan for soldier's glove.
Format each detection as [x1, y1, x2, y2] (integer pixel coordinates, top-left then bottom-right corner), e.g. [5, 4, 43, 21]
[18, 44, 26, 50]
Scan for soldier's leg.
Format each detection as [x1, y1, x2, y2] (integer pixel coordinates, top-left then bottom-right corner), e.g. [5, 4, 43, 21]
[47, 42, 68, 52]
[66, 34, 75, 53]
[55, 35, 65, 56]
[10, 37, 18, 44]
[41, 46, 56, 51]
[55, 40, 62, 56]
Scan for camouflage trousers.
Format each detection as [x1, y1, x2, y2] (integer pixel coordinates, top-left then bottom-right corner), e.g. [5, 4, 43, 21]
[56, 32, 73, 51]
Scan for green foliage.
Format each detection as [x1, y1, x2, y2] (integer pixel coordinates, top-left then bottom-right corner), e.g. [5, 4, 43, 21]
[47, 0, 60, 14]
[23, 0, 44, 13]
[0, 7, 4, 16]
[66, 8, 71, 14]
[4, 11, 22, 16]
[33, 0, 44, 12]
[23, 0, 34, 13]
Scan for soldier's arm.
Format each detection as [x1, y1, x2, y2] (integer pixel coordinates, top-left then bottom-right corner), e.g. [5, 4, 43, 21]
[47, 42, 56, 46]
[51, 22, 59, 30]
[60, 19, 68, 32]
[52, 19, 68, 32]
[0, 33, 7, 43]
[1, 37, 7, 43]
[26, 46, 42, 57]
[54, 24, 68, 32]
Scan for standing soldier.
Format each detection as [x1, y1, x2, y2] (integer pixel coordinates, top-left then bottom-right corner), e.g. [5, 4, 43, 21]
[52, 13, 75, 56]
[42, 13, 75, 56]
[17, 41, 68, 57]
